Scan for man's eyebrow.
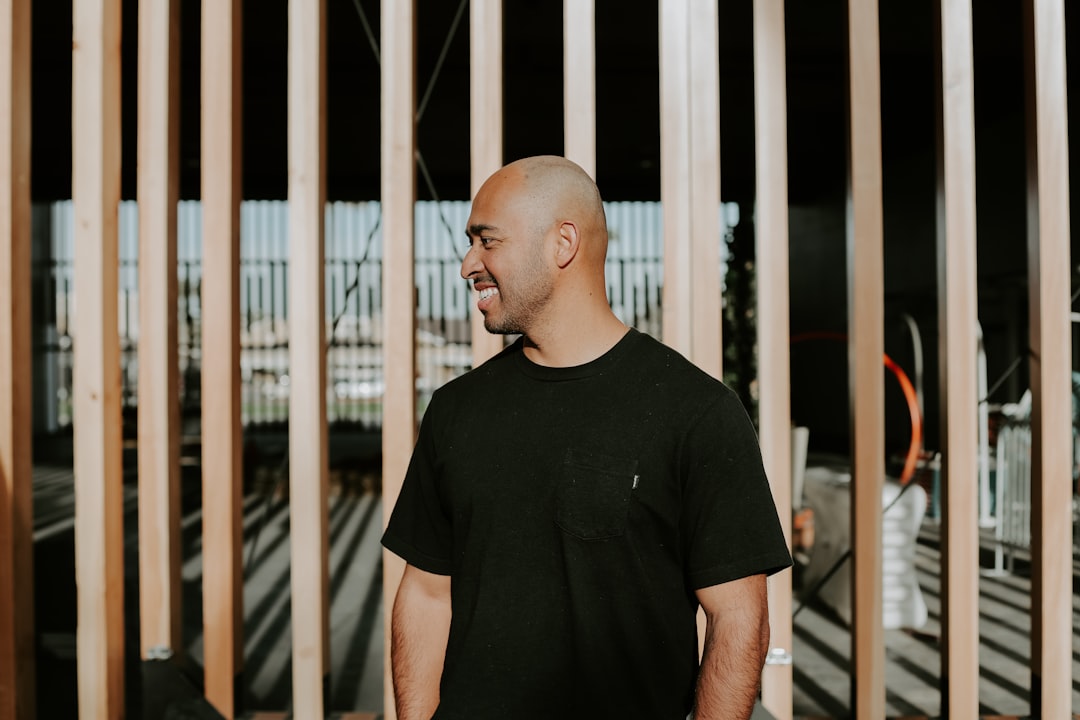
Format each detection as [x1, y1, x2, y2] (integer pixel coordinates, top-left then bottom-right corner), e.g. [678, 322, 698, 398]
[466, 223, 498, 238]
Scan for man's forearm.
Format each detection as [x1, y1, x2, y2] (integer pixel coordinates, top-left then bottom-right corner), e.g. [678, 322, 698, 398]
[692, 575, 770, 720]
[391, 567, 452, 720]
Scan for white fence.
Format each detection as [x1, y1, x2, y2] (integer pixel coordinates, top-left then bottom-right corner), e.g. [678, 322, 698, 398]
[991, 422, 1080, 571]
[33, 200, 738, 431]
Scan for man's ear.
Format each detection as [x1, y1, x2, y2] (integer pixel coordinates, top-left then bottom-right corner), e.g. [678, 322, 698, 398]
[554, 221, 580, 269]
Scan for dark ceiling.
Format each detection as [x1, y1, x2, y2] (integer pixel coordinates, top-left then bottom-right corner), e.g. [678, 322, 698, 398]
[28, 0, 1074, 206]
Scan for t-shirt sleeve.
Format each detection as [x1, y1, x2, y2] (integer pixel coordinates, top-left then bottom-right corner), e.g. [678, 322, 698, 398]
[381, 399, 454, 576]
[681, 389, 793, 590]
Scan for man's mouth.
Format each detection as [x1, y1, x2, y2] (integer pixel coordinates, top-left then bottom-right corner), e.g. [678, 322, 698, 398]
[476, 286, 499, 312]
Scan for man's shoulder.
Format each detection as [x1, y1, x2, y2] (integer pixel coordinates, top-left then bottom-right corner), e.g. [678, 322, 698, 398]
[430, 338, 523, 399]
[630, 330, 730, 389]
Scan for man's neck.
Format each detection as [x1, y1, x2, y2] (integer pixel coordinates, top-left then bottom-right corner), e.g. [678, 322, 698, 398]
[521, 309, 628, 368]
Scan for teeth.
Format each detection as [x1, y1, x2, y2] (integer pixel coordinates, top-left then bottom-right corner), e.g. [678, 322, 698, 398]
[479, 287, 499, 300]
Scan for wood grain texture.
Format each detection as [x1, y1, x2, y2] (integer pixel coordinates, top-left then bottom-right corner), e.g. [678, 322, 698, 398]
[563, 0, 596, 179]
[469, 0, 505, 365]
[136, 0, 183, 660]
[845, 0, 886, 716]
[201, 1, 245, 714]
[288, 0, 330, 716]
[72, 0, 125, 717]
[381, 1, 417, 718]
[935, 1, 980, 715]
[1023, 1, 1073, 716]
[0, 0, 34, 716]
[659, 0, 692, 361]
[753, 0, 793, 716]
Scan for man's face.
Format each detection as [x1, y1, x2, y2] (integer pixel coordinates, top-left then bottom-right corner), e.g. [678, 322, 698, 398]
[461, 174, 554, 336]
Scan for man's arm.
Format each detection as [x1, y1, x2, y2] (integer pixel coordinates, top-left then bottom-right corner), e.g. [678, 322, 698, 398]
[391, 563, 452, 720]
[692, 573, 771, 720]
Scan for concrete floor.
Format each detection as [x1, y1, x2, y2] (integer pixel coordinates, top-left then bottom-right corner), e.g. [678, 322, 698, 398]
[28, 453, 1080, 719]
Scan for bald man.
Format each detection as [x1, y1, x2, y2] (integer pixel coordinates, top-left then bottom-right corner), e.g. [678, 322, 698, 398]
[382, 156, 791, 720]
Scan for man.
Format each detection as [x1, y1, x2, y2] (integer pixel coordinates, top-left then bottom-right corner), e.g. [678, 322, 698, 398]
[382, 156, 792, 720]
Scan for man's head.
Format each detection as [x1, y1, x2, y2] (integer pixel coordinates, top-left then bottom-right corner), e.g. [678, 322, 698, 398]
[461, 155, 609, 336]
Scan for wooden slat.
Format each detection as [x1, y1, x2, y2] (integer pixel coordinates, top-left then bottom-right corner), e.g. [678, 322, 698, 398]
[1022, 1, 1073, 717]
[660, 0, 722, 373]
[659, 0, 693, 358]
[72, 0, 125, 717]
[0, 0, 34, 716]
[201, 1, 244, 715]
[288, 0, 329, 716]
[753, 0, 793, 716]
[137, 0, 183, 660]
[934, 0, 980, 715]
[661, 0, 721, 656]
[469, 0, 505, 365]
[563, 0, 596, 179]
[381, 1, 417, 718]
[687, 0, 721, 379]
[845, 0, 886, 716]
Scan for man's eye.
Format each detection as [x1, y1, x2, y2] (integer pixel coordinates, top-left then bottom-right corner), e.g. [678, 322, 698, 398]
[479, 236, 493, 246]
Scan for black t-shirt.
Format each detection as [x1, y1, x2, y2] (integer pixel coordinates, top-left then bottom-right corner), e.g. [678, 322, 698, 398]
[382, 329, 792, 719]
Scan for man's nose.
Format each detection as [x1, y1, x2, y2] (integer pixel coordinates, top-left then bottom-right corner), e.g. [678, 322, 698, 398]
[461, 244, 481, 280]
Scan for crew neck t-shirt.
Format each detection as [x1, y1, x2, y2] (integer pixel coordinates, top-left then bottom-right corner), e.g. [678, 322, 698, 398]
[383, 328, 792, 719]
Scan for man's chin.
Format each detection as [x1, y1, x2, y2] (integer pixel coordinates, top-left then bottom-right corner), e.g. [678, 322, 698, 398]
[483, 317, 519, 335]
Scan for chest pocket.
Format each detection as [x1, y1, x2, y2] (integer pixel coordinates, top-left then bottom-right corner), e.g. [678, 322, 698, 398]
[555, 449, 639, 540]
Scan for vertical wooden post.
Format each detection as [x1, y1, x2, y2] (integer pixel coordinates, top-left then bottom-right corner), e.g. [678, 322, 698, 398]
[659, 0, 693, 359]
[753, 1, 793, 716]
[72, 0, 125, 717]
[137, 0, 183, 660]
[563, 0, 596, 179]
[1022, 1, 1073, 717]
[845, 1, 885, 716]
[934, 0, 980, 715]
[660, 0, 721, 375]
[381, 1, 417, 718]
[201, 1, 244, 715]
[661, 0, 722, 658]
[0, 0, 34, 716]
[289, 0, 329, 716]
[469, 0, 505, 365]
[687, 0, 721, 378]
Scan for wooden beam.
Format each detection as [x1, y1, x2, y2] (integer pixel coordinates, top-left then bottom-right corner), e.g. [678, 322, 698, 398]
[288, 0, 329, 716]
[72, 0, 125, 717]
[201, 1, 244, 715]
[845, 0, 885, 716]
[688, 0, 721, 378]
[381, 1, 417, 718]
[753, 0, 793, 716]
[660, 0, 722, 375]
[469, 0, 505, 365]
[934, 0, 980, 715]
[1022, 1, 1073, 717]
[0, 0, 34, 716]
[137, 0, 183, 660]
[563, 0, 596, 179]
[659, 0, 693, 358]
